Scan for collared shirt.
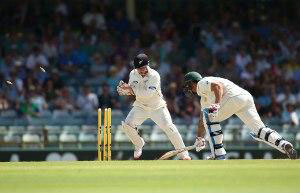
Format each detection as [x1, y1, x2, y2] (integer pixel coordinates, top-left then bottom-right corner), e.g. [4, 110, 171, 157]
[129, 66, 166, 110]
[197, 76, 249, 110]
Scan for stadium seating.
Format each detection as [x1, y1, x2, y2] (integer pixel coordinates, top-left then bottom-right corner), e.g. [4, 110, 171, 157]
[150, 125, 171, 148]
[240, 125, 255, 146]
[0, 126, 7, 144]
[3, 126, 24, 147]
[295, 132, 300, 148]
[0, 109, 298, 149]
[45, 125, 61, 147]
[114, 125, 131, 148]
[22, 125, 44, 148]
[138, 125, 152, 143]
[186, 125, 197, 144]
[78, 125, 97, 148]
[223, 130, 234, 146]
[59, 125, 80, 148]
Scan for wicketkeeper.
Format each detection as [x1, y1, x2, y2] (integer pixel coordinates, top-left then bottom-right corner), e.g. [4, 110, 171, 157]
[117, 53, 191, 160]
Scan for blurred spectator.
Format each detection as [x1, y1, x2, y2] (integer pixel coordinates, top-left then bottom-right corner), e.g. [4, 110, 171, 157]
[255, 50, 271, 77]
[164, 82, 180, 117]
[43, 36, 58, 60]
[48, 70, 64, 90]
[82, 6, 106, 30]
[30, 88, 48, 113]
[235, 47, 252, 72]
[276, 86, 297, 107]
[112, 54, 128, 80]
[0, 0, 299, 123]
[26, 46, 49, 69]
[54, 87, 75, 111]
[44, 79, 57, 103]
[89, 52, 107, 78]
[0, 92, 10, 110]
[76, 86, 98, 112]
[282, 104, 299, 127]
[18, 94, 39, 118]
[58, 45, 79, 73]
[107, 66, 122, 92]
[110, 10, 129, 33]
[55, 0, 69, 17]
[98, 83, 120, 109]
[240, 62, 256, 87]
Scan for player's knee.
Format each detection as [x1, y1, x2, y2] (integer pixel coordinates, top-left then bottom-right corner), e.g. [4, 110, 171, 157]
[206, 121, 226, 156]
[122, 121, 135, 132]
[162, 123, 178, 135]
[208, 122, 222, 132]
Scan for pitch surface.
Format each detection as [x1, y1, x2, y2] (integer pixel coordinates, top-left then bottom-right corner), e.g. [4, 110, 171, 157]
[0, 160, 299, 193]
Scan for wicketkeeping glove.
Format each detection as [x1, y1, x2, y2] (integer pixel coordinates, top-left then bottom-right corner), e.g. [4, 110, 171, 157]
[117, 80, 134, 96]
[117, 80, 126, 95]
[194, 137, 206, 152]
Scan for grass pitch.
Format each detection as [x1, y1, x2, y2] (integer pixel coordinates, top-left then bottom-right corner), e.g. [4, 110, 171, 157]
[0, 160, 300, 193]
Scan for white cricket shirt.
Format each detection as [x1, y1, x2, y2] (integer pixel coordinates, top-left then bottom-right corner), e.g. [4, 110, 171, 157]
[129, 66, 166, 111]
[196, 76, 249, 110]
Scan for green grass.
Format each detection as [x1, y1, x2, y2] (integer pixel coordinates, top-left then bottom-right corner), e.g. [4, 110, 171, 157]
[0, 160, 300, 193]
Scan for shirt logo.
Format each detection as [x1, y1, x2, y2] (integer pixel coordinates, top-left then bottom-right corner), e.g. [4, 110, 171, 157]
[133, 81, 138, 84]
[149, 86, 156, 90]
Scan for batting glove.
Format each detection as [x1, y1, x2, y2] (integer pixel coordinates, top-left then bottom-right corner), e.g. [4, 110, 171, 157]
[194, 137, 206, 152]
[208, 103, 220, 119]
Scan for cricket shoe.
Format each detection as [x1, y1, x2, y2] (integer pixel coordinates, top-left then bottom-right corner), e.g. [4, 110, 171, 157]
[181, 155, 192, 160]
[283, 143, 297, 160]
[206, 154, 226, 160]
[134, 139, 145, 160]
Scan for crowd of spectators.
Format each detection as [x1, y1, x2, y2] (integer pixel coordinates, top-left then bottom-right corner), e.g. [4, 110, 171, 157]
[0, 0, 299, 127]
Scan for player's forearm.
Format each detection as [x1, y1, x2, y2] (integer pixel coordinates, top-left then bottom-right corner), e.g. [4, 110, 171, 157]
[197, 112, 206, 138]
[211, 83, 223, 103]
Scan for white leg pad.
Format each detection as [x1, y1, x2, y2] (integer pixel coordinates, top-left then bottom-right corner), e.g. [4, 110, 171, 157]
[204, 109, 226, 158]
[256, 127, 291, 151]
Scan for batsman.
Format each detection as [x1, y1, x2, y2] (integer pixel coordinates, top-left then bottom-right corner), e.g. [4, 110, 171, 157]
[117, 53, 191, 160]
[184, 71, 297, 160]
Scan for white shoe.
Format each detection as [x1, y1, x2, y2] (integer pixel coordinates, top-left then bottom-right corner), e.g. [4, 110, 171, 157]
[181, 155, 191, 160]
[134, 139, 145, 160]
[206, 154, 226, 160]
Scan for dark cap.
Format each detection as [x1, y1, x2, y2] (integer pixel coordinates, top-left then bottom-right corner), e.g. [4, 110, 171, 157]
[133, 53, 149, 68]
[184, 71, 202, 83]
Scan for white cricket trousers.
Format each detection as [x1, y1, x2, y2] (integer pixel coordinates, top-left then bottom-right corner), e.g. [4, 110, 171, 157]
[124, 106, 189, 158]
[210, 92, 265, 134]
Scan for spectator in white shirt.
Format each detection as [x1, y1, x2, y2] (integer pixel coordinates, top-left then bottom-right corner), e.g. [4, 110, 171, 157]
[26, 46, 49, 69]
[82, 6, 106, 30]
[235, 47, 252, 71]
[76, 86, 98, 112]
